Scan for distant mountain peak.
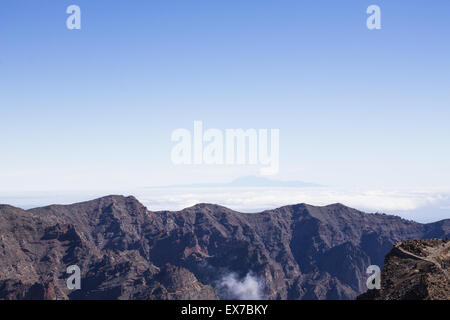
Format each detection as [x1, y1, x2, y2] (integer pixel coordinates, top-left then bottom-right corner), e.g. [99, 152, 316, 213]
[145, 175, 321, 189]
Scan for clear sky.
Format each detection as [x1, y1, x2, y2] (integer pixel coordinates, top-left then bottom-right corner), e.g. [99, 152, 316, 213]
[1, 1, 450, 216]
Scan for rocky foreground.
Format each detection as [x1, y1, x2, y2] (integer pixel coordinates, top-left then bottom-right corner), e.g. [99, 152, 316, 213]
[0, 195, 449, 300]
[358, 239, 450, 300]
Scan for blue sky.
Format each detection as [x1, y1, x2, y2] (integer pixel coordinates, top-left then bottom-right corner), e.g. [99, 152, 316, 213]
[1, 1, 450, 218]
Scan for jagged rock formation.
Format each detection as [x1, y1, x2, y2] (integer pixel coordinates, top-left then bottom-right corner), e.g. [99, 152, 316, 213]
[0, 195, 449, 300]
[358, 239, 450, 300]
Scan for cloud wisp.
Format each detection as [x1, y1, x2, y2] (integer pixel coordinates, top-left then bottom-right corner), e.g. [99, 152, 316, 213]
[217, 272, 264, 300]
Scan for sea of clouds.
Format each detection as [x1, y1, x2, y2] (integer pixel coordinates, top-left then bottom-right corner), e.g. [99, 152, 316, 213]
[133, 187, 450, 223]
[2, 187, 450, 223]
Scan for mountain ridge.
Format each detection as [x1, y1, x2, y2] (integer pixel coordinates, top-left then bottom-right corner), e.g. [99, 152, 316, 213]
[0, 195, 449, 300]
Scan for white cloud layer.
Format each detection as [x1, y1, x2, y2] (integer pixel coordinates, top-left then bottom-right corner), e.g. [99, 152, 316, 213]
[134, 187, 450, 223]
[1, 187, 449, 223]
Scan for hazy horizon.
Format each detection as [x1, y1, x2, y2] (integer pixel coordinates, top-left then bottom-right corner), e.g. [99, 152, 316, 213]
[1, 1, 450, 222]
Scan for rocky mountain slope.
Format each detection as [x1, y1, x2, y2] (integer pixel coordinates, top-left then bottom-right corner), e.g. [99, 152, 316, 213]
[358, 239, 450, 300]
[0, 195, 449, 300]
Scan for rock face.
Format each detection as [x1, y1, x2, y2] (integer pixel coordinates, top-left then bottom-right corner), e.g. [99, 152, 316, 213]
[0, 195, 449, 300]
[358, 239, 450, 300]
